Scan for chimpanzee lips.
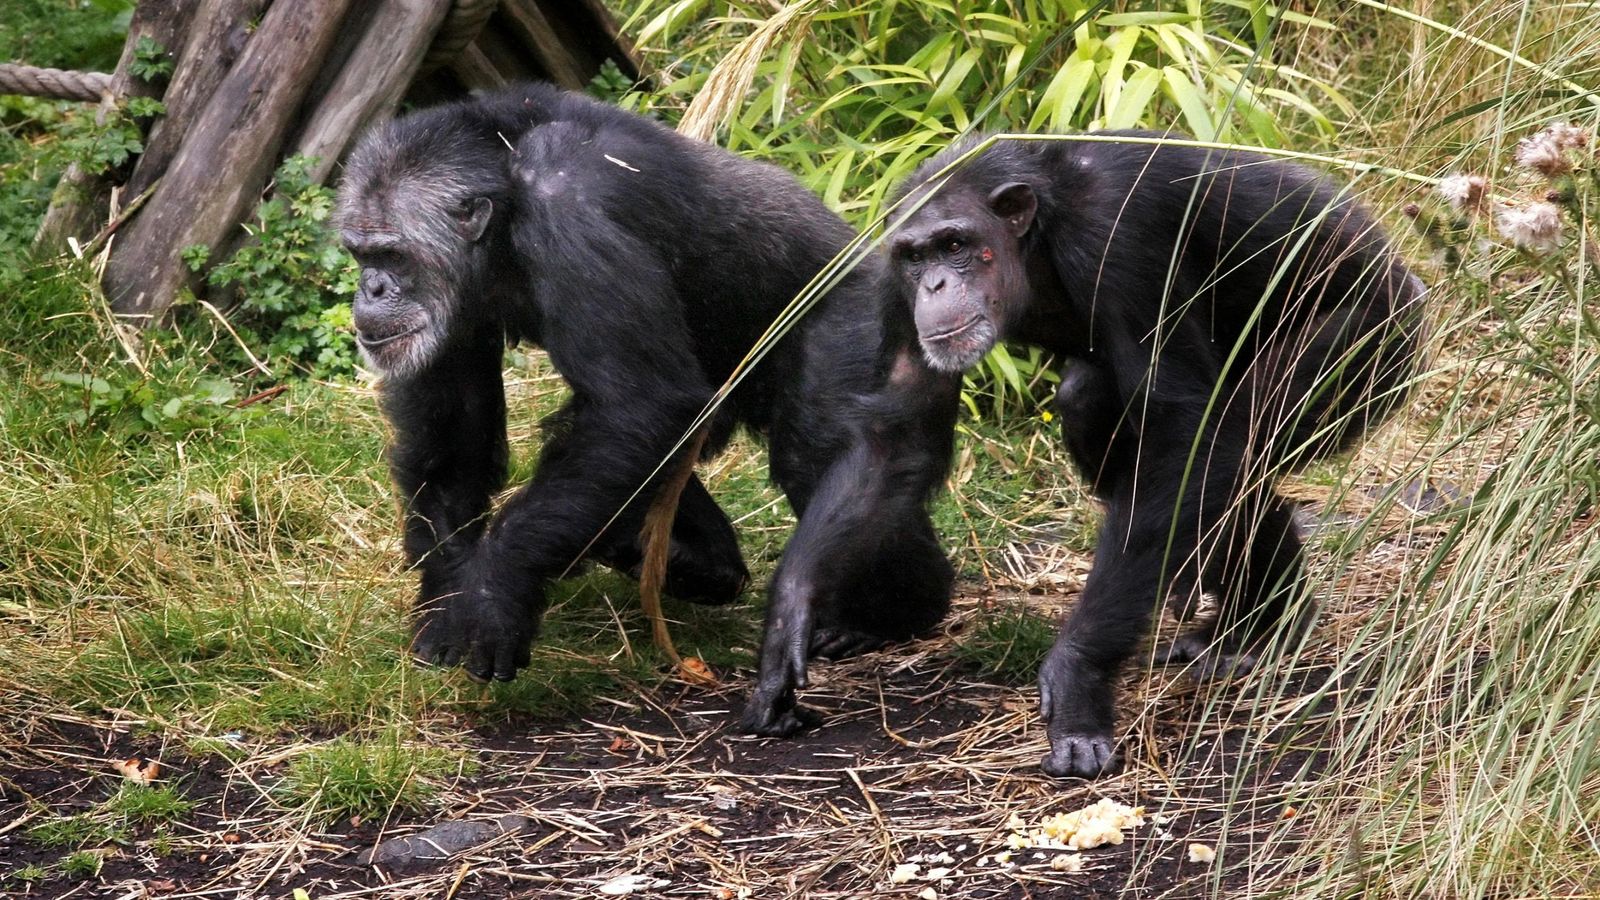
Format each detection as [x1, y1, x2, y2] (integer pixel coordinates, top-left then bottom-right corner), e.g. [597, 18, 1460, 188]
[924, 314, 983, 342]
[357, 325, 422, 348]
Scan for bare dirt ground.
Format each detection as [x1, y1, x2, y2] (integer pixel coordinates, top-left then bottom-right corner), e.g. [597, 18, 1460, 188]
[2, 528, 1394, 900]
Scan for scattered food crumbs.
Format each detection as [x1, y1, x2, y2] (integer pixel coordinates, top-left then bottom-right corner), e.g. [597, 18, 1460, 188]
[1003, 798, 1148, 851]
[599, 873, 669, 895]
[889, 863, 920, 884]
[1188, 843, 1216, 864]
[1282, 806, 1298, 819]
[1050, 854, 1086, 872]
[918, 888, 938, 900]
[994, 851, 1013, 865]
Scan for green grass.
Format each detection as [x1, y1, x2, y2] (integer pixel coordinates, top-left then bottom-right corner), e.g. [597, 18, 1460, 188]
[951, 605, 1058, 686]
[276, 732, 472, 826]
[3, 1, 1599, 897]
[27, 814, 119, 849]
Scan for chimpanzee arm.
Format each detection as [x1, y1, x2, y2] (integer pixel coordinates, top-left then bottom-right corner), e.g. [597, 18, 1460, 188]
[410, 213, 716, 683]
[381, 322, 510, 649]
[744, 349, 961, 736]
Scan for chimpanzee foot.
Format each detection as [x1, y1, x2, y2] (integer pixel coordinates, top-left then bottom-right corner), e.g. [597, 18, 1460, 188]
[739, 684, 822, 737]
[809, 626, 888, 660]
[1154, 633, 1257, 681]
[1041, 733, 1121, 779]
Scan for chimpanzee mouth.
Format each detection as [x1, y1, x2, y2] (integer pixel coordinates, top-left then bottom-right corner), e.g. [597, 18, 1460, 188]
[357, 325, 423, 349]
[924, 314, 984, 342]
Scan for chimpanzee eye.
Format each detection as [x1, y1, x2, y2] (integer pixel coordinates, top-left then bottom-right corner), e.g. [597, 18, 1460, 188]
[945, 238, 964, 254]
[908, 249, 924, 264]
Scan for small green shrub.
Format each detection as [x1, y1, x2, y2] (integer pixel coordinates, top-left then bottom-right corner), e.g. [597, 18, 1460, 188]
[101, 783, 193, 826]
[190, 156, 359, 379]
[60, 850, 103, 880]
[44, 370, 241, 438]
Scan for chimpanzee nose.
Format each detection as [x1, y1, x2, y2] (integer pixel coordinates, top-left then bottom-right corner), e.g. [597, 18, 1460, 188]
[924, 273, 946, 294]
[362, 268, 390, 299]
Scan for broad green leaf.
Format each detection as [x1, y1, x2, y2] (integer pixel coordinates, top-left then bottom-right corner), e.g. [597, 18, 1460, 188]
[1106, 65, 1163, 129]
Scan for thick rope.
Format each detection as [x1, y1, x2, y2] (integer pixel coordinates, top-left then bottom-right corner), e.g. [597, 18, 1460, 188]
[0, 63, 111, 102]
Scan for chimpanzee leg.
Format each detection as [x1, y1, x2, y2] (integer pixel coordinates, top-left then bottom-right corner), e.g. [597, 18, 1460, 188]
[589, 471, 750, 605]
[744, 350, 959, 736]
[1155, 493, 1303, 678]
[811, 512, 953, 659]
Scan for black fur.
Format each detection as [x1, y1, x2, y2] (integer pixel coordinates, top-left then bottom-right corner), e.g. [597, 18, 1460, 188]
[889, 133, 1424, 778]
[338, 85, 960, 704]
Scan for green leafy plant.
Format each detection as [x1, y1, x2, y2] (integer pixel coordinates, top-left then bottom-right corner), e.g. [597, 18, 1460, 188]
[190, 155, 360, 379]
[625, 0, 1345, 414]
[45, 370, 240, 438]
[951, 605, 1057, 685]
[128, 35, 173, 81]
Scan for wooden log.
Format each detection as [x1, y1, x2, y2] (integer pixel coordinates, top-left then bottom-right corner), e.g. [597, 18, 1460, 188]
[122, 0, 270, 202]
[499, 2, 591, 89]
[104, 0, 358, 321]
[33, 0, 195, 251]
[291, 0, 454, 183]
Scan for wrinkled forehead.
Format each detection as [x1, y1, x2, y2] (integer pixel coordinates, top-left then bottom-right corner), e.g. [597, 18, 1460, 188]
[889, 181, 984, 244]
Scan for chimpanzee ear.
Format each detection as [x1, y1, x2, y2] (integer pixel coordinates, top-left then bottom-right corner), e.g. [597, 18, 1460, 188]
[454, 196, 493, 242]
[988, 182, 1037, 237]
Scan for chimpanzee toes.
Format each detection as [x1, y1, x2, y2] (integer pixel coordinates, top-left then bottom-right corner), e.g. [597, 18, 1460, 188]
[740, 703, 821, 738]
[1154, 633, 1258, 681]
[1041, 734, 1121, 779]
[810, 626, 887, 660]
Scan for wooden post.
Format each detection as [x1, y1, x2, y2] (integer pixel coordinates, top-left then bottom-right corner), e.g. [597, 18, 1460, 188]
[121, 0, 271, 202]
[33, 0, 195, 250]
[103, 0, 358, 320]
[291, 0, 455, 184]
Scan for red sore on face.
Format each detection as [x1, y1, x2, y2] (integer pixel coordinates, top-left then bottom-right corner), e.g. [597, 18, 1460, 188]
[980, 247, 995, 263]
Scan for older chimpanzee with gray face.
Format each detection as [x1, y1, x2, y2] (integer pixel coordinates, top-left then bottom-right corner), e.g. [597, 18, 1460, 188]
[338, 84, 959, 714]
[888, 134, 1424, 778]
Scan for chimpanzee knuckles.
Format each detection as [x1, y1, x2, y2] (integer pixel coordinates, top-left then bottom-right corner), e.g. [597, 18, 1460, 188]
[1041, 734, 1121, 779]
[740, 682, 821, 737]
[410, 589, 534, 683]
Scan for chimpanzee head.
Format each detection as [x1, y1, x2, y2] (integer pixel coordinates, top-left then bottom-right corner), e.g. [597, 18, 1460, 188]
[337, 113, 508, 379]
[888, 145, 1040, 373]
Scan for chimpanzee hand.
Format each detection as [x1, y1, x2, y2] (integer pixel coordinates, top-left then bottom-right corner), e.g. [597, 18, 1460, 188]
[410, 573, 536, 683]
[740, 581, 823, 736]
[1037, 642, 1122, 778]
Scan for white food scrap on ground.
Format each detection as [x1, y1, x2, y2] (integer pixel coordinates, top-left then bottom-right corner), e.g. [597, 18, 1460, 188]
[889, 862, 921, 884]
[1004, 798, 1149, 851]
[1187, 843, 1216, 864]
[1050, 853, 1086, 872]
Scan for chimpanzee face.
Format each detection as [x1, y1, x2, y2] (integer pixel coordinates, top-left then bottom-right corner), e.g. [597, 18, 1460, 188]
[888, 182, 1038, 373]
[337, 184, 493, 380]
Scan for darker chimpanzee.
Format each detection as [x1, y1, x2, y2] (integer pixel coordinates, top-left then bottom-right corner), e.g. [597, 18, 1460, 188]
[337, 84, 960, 706]
[887, 134, 1424, 778]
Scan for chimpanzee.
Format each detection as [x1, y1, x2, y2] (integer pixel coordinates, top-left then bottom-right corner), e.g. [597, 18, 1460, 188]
[337, 84, 960, 699]
[886, 134, 1424, 778]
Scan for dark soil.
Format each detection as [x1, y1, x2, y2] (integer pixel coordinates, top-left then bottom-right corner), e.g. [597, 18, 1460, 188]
[0, 597, 1344, 900]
